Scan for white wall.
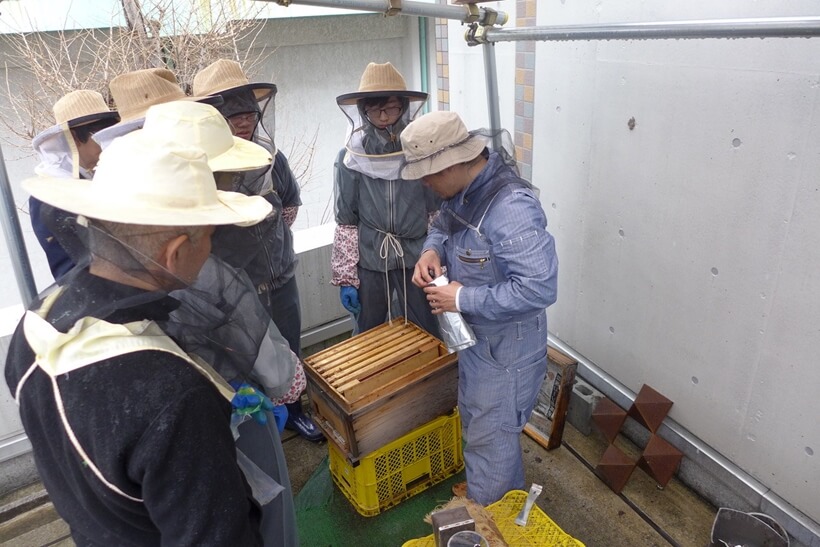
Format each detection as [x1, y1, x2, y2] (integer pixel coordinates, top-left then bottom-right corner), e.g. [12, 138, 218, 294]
[521, 1, 819, 524]
[446, 2, 517, 132]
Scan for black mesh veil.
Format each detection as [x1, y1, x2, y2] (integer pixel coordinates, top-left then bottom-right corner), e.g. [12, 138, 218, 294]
[46, 190, 297, 403]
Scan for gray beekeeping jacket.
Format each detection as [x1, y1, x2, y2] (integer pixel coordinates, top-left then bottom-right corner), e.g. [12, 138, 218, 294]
[334, 122, 439, 272]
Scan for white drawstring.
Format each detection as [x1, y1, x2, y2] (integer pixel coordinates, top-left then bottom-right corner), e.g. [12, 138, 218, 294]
[378, 231, 408, 326]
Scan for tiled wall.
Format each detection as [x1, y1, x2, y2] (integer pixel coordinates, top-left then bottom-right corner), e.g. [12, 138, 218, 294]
[434, 1, 450, 111]
[514, 0, 537, 180]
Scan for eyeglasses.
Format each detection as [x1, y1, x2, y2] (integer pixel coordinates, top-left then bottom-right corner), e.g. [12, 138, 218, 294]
[365, 105, 403, 119]
[226, 111, 260, 132]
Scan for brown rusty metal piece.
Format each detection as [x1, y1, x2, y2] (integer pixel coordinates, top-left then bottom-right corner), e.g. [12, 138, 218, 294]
[591, 397, 628, 443]
[595, 444, 637, 494]
[637, 434, 683, 488]
[627, 384, 673, 433]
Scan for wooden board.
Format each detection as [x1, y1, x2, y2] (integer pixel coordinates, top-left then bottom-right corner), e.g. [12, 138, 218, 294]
[525, 346, 578, 450]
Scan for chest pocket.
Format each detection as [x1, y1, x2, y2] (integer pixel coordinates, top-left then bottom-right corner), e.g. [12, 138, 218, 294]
[456, 246, 491, 270]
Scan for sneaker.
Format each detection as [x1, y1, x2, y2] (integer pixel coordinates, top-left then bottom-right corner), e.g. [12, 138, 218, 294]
[451, 481, 467, 498]
[285, 412, 324, 443]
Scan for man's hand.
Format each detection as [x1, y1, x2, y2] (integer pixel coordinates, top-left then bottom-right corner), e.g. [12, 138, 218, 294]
[413, 250, 442, 287]
[424, 281, 463, 315]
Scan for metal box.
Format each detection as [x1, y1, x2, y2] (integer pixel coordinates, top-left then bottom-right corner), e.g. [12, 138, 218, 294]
[432, 506, 475, 547]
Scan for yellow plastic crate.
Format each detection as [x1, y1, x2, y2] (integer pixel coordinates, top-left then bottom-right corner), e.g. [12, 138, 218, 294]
[401, 490, 585, 547]
[329, 409, 463, 517]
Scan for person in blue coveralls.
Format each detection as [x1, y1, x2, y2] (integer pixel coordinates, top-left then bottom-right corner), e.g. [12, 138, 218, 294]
[402, 110, 559, 506]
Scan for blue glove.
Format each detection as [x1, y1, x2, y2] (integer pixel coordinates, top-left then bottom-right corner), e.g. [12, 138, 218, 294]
[273, 405, 288, 433]
[230, 381, 275, 425]
[340, 286, 361, 316]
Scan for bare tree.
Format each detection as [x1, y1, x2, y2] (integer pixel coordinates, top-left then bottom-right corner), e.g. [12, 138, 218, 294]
[1, 0, 271, 141]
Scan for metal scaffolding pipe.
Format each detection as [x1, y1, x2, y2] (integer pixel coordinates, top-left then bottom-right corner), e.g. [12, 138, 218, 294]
[480, 16, 820, 43]
[0, 145, 37, 308]
[263, 0, 508, 25]
[482, 42, 502, 148]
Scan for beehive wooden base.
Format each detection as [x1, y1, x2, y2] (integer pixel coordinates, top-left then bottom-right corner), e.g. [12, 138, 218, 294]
[304, 319, 458, 462]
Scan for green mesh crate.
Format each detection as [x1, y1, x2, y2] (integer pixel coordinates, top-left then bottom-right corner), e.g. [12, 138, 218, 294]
[328, 409, 463, 517]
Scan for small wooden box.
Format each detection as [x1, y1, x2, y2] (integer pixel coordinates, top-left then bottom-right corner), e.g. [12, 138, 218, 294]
[304, 319, 458, 461]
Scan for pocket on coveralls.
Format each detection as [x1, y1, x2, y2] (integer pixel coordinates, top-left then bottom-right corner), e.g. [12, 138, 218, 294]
[482, 322, 547, 434]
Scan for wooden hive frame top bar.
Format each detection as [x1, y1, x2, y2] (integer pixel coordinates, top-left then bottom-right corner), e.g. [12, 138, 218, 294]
[304, 319, 448, 405]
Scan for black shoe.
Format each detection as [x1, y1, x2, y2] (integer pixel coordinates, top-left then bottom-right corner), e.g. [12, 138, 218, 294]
[285, 411, 324, 442]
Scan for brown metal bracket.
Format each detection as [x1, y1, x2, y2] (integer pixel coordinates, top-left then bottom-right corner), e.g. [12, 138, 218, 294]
[637, 434, 683, 488]
[595, 444, 637, 494]
[481, 7, 501, 27]
[627, 384, 673, 433]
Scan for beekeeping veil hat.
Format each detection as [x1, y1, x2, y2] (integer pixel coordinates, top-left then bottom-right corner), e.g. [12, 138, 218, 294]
[32, 90, 119, 180]
[193, 59, 278, 154]
[335, 62, 428, 180]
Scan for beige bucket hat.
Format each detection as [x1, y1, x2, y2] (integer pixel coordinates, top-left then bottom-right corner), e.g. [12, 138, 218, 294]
[129, 101, 271, 172]
[52, 90, 119, 127]
[109, 68, 217, 123]
[399, 111, 487, 180]
[336, 62, 427, 105]
[23, 135, 272, 227]
[193, 59, 276, 101]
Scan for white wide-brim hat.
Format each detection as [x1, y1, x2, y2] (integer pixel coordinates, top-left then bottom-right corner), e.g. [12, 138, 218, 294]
[132, 101, 271, 172]
[400, 111, 487, 180]
[23, 136, 272, 227]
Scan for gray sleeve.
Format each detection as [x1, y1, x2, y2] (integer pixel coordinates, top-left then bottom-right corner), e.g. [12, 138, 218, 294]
[334, 148, 359, 226]
[272, 151, 302, 208]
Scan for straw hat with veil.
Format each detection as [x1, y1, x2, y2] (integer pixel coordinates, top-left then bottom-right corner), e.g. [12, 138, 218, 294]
[191, 60, 289, 281]
[29, 90, 120, 280]
[193, 59, 321, 446]
[93, 68, 223, 149]
[336, 61, 428, 180]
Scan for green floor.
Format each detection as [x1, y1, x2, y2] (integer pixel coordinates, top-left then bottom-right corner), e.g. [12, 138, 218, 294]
[294, 457, 465, 547]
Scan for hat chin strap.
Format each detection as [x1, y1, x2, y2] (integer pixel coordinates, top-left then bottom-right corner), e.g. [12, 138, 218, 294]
[61, 122, 81, 179]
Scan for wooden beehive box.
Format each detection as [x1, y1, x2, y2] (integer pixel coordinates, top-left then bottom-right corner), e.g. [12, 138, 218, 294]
[303, 319, 458, 462]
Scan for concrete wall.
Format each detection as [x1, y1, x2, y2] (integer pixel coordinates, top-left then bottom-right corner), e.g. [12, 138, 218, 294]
[514, 1, 819, 524]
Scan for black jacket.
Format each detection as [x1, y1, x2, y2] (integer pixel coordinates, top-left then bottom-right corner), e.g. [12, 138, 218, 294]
[4, 270, 262, 546]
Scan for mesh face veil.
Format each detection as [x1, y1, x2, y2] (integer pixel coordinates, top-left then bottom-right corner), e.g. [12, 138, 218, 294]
[337, 96, 425, 180]
[219, 89, 277, 156]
